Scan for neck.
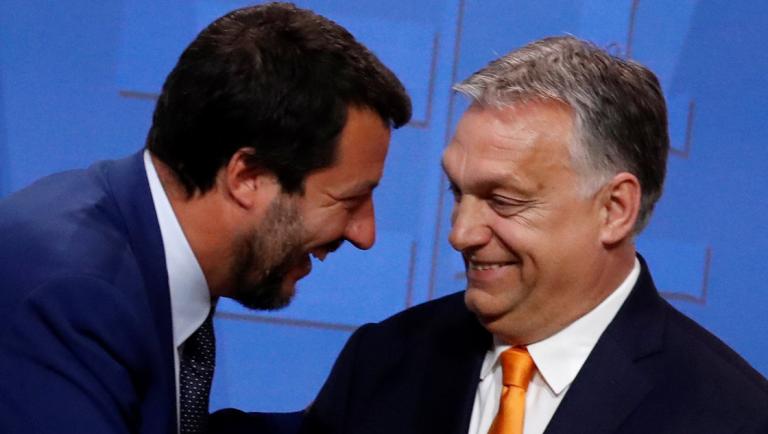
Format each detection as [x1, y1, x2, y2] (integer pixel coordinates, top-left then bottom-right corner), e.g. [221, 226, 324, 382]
[599, 241, 637, 297]
[150, 154, 234, 297]
[494, 242, 637, 346]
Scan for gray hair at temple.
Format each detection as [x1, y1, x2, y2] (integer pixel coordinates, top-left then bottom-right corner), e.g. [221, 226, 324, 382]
[454, 35, 669, 233]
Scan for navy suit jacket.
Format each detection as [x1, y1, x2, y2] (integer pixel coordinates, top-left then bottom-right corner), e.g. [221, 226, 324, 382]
[300, 259, 768, 433]
[0, 153, 177, 433]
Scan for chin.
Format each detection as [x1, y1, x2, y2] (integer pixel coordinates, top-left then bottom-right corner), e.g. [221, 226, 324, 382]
[279, 281, 298, 302]
[230, 278, 294, 311]
[464, 288, 516, 328]
[464, 284, 501, 306]
[464, 289, 499, 319]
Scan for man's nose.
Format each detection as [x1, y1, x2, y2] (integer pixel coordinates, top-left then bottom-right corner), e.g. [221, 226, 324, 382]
[345, 198, 376, 250]
[448, 196, 492, 252]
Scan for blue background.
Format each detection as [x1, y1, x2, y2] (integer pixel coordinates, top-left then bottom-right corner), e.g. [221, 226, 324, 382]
[1, 0, 766, 412]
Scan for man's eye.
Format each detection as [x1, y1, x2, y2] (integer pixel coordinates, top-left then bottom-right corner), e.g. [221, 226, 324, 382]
[341, 195, 368, 208]
[490, 196, 531, 215]
[491, 196, 516, 207]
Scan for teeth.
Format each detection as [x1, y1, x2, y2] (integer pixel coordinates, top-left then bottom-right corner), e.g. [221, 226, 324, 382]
[469, 262, 509, 271]
[310, 250, 327, 262]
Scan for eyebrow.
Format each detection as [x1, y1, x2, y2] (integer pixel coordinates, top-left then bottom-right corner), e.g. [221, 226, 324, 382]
[441, 159, 532, 196]
[440, 160, 460, 190]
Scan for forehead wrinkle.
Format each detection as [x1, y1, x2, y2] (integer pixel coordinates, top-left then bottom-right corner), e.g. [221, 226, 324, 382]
[482, 99, 575, 152]
[444, 141, 528, 194]
[486, 124, 539, 156]
[491, 120, 571, 159]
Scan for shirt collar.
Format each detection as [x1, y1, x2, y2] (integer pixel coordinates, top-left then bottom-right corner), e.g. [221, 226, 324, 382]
[144, 150, 212, 349]
[479, 258, 641, 395]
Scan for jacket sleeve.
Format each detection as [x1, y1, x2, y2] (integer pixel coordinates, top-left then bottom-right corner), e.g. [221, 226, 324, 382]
[298, 323, 373, 434]
[0, 274, 158, 434]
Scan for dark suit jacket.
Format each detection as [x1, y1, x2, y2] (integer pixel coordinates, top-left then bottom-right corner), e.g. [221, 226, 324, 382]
[301, 259, 768, 433]
[0, 153, 177, 433]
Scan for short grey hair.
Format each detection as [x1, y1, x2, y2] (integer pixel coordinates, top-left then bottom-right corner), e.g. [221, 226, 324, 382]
[454, 36, 669, 233]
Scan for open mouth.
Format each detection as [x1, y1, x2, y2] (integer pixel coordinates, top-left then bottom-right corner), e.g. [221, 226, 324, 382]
[310, 250, 327, 261]
[308, 239, 343, 263]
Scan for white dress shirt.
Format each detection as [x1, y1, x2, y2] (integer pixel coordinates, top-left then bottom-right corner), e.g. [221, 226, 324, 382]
[144, 150, 212, 430]
[467, 259, 640, 434]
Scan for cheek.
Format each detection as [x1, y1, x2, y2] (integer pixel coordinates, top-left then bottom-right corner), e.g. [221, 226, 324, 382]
[490, 218, 553, 284]
[490, 216, 543, 253]
[305, 210, 350, 242]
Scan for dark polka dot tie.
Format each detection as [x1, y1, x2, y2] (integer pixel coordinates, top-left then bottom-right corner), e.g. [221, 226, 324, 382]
[179, 310, 215, 434]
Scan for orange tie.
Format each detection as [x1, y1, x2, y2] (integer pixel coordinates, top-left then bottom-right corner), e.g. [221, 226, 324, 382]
[488, 347, 536, 434]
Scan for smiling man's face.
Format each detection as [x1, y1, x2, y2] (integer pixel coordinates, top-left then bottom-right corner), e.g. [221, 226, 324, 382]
[443, 100, 612, 344]
[229, 106, 391, 310]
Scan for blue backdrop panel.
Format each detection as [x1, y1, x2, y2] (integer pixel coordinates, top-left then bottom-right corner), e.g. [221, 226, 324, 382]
[117, 1, 197, 94]
[0, 2, 143, 191]
[210, 317, 352, 412]
[0, 57, 7, 197]
[1, 0, 766, 414]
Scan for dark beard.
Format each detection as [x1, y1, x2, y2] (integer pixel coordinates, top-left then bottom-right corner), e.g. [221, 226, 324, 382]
[229, 195, 305, 310]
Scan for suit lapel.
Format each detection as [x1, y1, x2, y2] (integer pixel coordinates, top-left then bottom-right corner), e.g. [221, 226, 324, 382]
[544, 257, 667, 434]
[543, 335, 654, 434]
[103, 152, 177, 433]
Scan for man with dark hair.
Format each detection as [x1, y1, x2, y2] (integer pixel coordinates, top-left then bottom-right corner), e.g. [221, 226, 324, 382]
[0, 3, 410, 434]
[300, 36, 768, 434]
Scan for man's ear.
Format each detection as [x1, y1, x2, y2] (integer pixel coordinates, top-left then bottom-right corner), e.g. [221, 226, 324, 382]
[598, 172, 641, 245]
[222, 148, 281, 210]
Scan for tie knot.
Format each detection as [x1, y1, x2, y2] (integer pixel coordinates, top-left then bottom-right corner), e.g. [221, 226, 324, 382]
[500, 347, 535, 390]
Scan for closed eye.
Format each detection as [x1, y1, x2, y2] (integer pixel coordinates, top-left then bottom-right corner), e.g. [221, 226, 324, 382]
[340, 193, 371, 209]
[489, 195, 535, 216]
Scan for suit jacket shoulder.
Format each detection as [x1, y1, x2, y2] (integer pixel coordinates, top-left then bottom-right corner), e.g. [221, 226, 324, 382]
[0, 153, 177, 434]
[302, 291, 490, 434]
[544, 258, 768, 434]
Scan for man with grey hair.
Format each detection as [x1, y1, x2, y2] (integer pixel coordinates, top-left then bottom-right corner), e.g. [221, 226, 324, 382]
[299, 36, 768, 434]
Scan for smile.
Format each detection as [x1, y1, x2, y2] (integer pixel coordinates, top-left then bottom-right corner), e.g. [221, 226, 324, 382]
[468, 261, 516, 271]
